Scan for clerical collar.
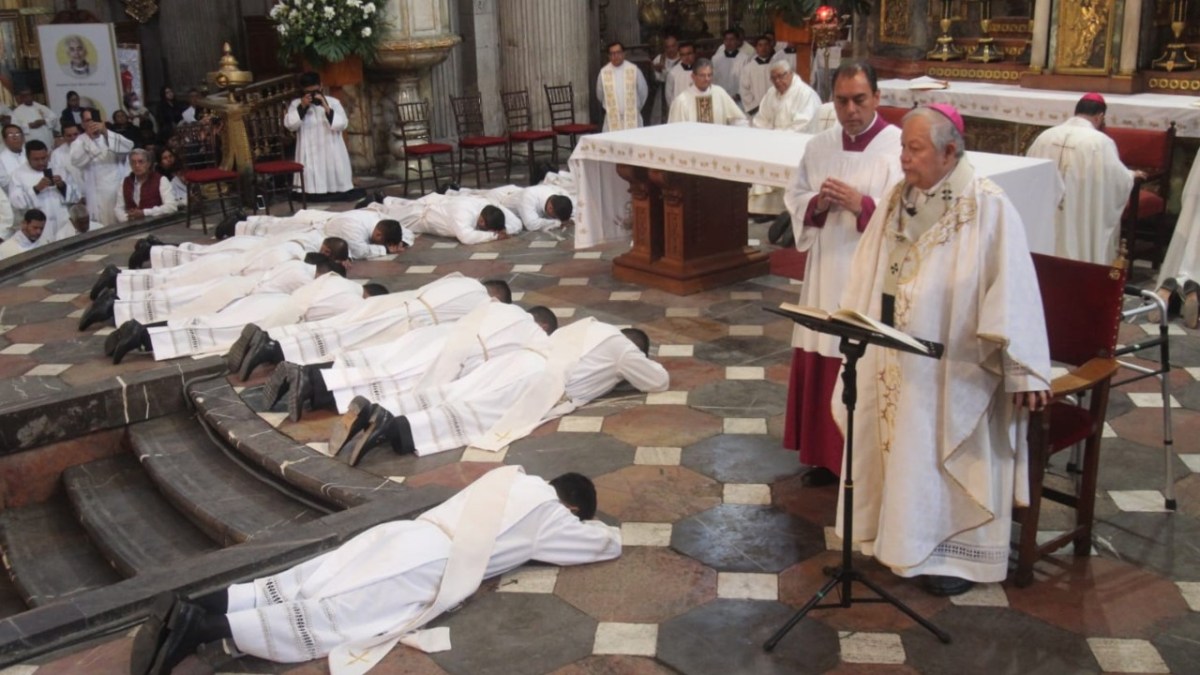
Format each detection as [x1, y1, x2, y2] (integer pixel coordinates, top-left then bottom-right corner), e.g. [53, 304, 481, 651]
[841, 114, 886, 151]
[724, 49, 738, 58]
[681, 63, 693, 71]
[754, 56, 771, 64]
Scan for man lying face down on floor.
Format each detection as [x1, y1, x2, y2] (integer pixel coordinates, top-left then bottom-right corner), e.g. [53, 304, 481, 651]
[130, 466, 621, 675]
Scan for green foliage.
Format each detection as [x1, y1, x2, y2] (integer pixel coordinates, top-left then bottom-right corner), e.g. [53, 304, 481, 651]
[271, 0, 385, 67]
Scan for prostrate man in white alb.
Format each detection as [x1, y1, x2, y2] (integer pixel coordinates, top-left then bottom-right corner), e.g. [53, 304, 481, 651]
[339, 319, 669, 462]
[130, 467, 621, 675]
[71, 110, 134, 226]
[1026, 92, 1136, 264]
[664, 41, 697, 110]
[747, 59, 821, 215]
[838, 104, 1050, 596]
[711, 28, 751, 109]
[739, 35, 777, 116]
[10, 87, 58, 148]
[0, 209, 46, 261]
[650, 34, 681, 124]
[284, 71, 354, 198]
[668, 59, 748, 126]
[778, 62, 904, 488]
[8, 140, 78, 243]
[370, 193, 510, 245]
[231, 208, 412, 260]
[595, 41, 648, 131]
[115, 149, 177, 223]
[448, 183, 574, 232]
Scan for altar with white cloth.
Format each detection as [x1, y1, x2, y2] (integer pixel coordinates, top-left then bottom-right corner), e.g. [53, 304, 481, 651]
[570, 123, 1060, 293]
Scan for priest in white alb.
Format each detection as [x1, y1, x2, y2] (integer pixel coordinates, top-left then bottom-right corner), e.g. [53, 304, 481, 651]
[664, 42, 697, 111]
[739, 35, 778, 116]
[285, 71, 354, 198]
[1026, 92, 1136, 264]
[711, 29, 751, 108]
[780, 62, 903, 488]
[129, 467, 621, 675]
[837, 104, 1050, 596]
[369, 193, 512, 244]
[596, 41, 648, 131]
[448, 184, 574, 231]
[70, 111, 134, 226]
[667, 59, 748, 126]
[747, 59, 821, 215]
[8, 140, 79, 243]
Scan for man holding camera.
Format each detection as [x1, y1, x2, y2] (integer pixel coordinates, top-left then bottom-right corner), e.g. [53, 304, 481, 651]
[284, 71, 354, 199]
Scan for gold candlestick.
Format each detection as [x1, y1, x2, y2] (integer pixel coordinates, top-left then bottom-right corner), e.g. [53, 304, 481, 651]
[928, 1, 962, 61]
[1152, 0, 1197, 71]
[967, 0, 1001, 62]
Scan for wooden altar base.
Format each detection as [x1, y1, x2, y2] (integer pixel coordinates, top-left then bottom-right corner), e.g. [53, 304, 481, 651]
[611, 164, 770, 295]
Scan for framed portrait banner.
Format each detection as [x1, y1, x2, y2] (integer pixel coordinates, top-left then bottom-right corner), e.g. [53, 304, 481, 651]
[1052, 0, 1118, 75]
[37, 23, 121, 122]
[117, 44, 143, 105]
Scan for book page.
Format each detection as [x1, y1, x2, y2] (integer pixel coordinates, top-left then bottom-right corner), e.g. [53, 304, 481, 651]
[779, 302, 830, 321]
[830, 309, 929, 354]
[908, 76, 950, 91]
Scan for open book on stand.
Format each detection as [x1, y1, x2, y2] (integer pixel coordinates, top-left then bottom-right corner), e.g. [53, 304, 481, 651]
[777, 302, 933, 355]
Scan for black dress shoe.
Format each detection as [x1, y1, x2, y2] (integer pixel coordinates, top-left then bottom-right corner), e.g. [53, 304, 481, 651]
[104, 325, 122, 356]
[90, 264, 120, 300]
[214, 210, 245, 240]
[374, 189, 386, 204]
[768, 212, 792, 245]
[800, 466, 838, 487]
[921, 575, 975, 597]
[224, 324, 263, 374]
[286, 363, 313, 422]
[330, 395, 374, 455]
[112, 320, 152, 364]
[145, 602, 207, 675]
[261, 361, 294, 409]
[238, 332, 283, 382]
[128, 591, 180, 675]
[79, 287, 116, 331]
[347, 405, 396, 467]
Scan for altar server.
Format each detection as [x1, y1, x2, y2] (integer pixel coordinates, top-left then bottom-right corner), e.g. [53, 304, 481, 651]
[9, 140, 79, 242]
[838, 105, 1049, 595]
[711, 29, 751, 107]
[1026, 92, 1136, 264]
[665, 42, 697, 110]
[668, 59, 748, 126]
[284, 71, 354, 197]
[596, 41, 648, 131]
[129, 467, 620, 675]
[0, 209, 46, 260]
[748, 59, 822, 215]
[779, 62, 903, 487]
[71, 110, 134, 226]
[739, 35, 778, 115]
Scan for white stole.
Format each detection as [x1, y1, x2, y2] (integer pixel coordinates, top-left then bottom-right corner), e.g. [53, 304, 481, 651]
[602, 65, 639, 131]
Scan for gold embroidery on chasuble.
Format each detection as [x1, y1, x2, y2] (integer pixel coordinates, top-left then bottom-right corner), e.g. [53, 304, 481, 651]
[696, 96, 714, 124]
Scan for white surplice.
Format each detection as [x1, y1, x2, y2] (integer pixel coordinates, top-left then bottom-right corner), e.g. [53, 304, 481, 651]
[49, 144, 83, 192]
[667, 85, 748, 126]
[782, 121, 903, 356]
[1160, 153, 1200, 286]
[0, 148, 24, 193]
[738, 57, 775, 114]
[711, 49, 752, 105]
[11, 102, 59, 148]
[225, 468, 621, 671]
[747, 76, 823, 213]
[1026, 116, 1133, 264]
[596, 62, 647, 131]
[0, 227, 41, 260]
[8, 163, 80, 243]
[836, 159, 1051, 582]
[70, 130, 133, 226]
[665, 64, 694, 111]
[284, 95, 354, 194]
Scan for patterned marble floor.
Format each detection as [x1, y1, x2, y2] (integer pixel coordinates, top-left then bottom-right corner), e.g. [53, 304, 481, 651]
[2, 197, 1200, 674]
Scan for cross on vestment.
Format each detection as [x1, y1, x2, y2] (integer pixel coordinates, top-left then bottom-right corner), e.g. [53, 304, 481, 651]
[1050, 133, 1077, 211]
[696, 96, 714, 124]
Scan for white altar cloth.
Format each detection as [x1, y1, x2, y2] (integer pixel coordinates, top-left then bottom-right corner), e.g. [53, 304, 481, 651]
[570, 122, 1060, 255]
[878, 79, 1200, 137]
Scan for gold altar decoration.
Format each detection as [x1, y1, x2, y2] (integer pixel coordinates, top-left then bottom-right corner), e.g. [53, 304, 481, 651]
[207, 42, 253, 90]
[1151, 0, 1196, 71]
[966, 0, 1001, 62]
[880, 0, 912, 45]
[122, 0, 158, 23]
[927, 0, 962, 61]
[1052, 0, 1116, 75]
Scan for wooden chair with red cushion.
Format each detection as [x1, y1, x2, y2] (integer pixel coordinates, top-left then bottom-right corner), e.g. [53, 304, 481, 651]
[544, 83, 598, 158]
[450, 94, 509, 187]
[395, 101, 454, 196]
[1013, 249, 1127, 587]
[877, 105, 911, 127]
[1106, 121, 1176, 267]
[502, 90, 556, 183]
[175, 121, 241, 234]
[245, 110, 305, 215]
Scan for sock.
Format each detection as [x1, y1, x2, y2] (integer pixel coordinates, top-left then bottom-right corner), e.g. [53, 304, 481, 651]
[309, 366, 335, 409]
[191, 589, 228, 615]
[392, 416, 417, 454]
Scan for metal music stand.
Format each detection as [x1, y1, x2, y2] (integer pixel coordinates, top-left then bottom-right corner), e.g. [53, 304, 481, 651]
[761, 305, 952, 650]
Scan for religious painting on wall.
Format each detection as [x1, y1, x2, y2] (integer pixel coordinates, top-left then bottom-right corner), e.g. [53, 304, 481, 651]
[37, 23, 121, 123]
[879, 0, 913, 44]
[1052, 0, 1117, 74]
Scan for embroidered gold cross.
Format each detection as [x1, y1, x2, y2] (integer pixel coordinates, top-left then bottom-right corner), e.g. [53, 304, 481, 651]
[345, 650, 371, 664]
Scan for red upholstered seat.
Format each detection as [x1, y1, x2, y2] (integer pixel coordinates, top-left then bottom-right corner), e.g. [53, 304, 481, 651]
[1106, 122, 1176, 266]
[183, 167, 239, 183]
[1044, 401, 1094, 451]
[1135, 190, 1165, 218]
[460, 135, 507, 147]
[877, 106, 910, 127]
[406, 142, 454, 155]
[511, 129, 555, 142]
[253, 160, 304, 174]
[553, 123, 597, 135]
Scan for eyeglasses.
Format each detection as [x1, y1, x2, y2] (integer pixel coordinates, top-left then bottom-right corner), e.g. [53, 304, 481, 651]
[4, 132, 21, 138]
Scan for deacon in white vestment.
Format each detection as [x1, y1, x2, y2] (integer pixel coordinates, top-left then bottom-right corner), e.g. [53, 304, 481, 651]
[8, 141, 79, 243]
[711, 30, 752, 107]
[129, 467, 620, 674]
[838, 105, 1050, 592]
[285, 71, 354, 196]
[0, 210, 45, 261]
[665, 43, 697, 110]
[667, 60, 748, 126]
[739, 36, 779, 115]
[781, 63, 904, 485]
[449, 184, 574, 231]
[747, 60, 822, 214]
[596, 42, 648, 131]
[10, 89, 58, 148]
[370, 194, 509, 245]
[235, 208, 413, 259]
[1026, 93, 1135, 265]
[70, 115, 134, 226]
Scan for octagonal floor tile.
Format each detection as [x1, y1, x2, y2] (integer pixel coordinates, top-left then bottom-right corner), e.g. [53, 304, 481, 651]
[658, 357, 725, 390]
[556, 546, 715, 623]
[683, 433, 802, 484]
[549, 655, 676, 675]
[673, 504, 825, 573]
[603, 405, 721, 448]
[505, 432, 635, 480]
[687, 380, 788, 418]
[594, 465, 722, 522]
[772, 472, 840, 527]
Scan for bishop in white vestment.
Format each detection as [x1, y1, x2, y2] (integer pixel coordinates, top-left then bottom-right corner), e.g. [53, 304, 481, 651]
[1026, 93, 1134, 265]
[285, 72, 354, 196]
[667, 60, 748, 127]
[596, 42, 648, 131]
[838, 106, 1050, 591]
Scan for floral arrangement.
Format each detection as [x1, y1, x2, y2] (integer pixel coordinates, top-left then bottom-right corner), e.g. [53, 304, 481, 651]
[270, 0, 385, 67]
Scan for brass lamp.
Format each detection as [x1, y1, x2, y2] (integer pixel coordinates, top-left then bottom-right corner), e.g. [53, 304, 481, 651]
[928, 0, 963, 61]
[1152, 0, 1197, 71]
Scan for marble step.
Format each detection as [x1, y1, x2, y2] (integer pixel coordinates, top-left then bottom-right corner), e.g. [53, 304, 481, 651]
[0, 496, 121, 607]
[130, 412, 324, 546]
[63, 454, 220, 578]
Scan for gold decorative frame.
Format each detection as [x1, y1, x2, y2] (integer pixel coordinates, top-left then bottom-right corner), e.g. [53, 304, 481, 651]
[880, 0, 913, 45]
[1052, 0, 1118, 75]
[17, 7, 53, 68]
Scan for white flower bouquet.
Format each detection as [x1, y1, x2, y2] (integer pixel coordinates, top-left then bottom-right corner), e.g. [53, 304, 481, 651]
[270, 0, 385, 66]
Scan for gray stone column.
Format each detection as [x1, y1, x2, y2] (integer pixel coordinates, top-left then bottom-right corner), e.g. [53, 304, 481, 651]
[428, 0, 464, 140]
[471, 0, 504, 135]
[498, 0, 592, 130]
